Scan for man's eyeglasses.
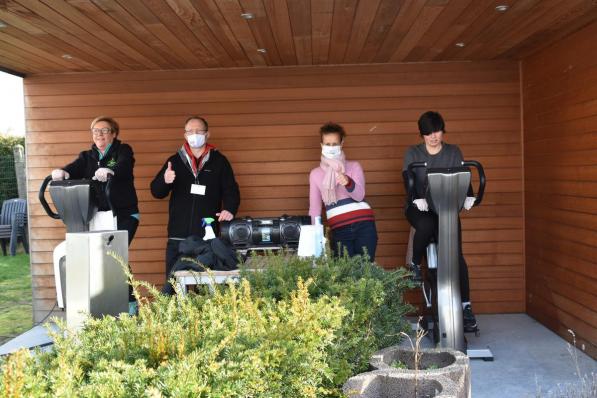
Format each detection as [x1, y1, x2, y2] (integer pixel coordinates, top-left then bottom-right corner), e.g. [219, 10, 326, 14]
[91, 128, 113, 135]
[185, 129, 207, 135]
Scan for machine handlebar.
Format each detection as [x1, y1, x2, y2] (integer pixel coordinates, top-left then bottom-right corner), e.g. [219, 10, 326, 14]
[406, 161, 427, 198]
[406, 160, 486, 207]
[39, 175, 60, 219]
[104, 174, 114, 212]
[38, 174, 115, 220]
[461, 160, 486, 206]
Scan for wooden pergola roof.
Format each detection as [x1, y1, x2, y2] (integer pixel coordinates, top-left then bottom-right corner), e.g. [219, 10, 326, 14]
[1, 0, 597, 76]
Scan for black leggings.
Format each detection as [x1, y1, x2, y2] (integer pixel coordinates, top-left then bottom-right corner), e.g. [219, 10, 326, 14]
[117, 216, 139, 245]
[117, 215, 139, 301]
[406, 206, 471, 303]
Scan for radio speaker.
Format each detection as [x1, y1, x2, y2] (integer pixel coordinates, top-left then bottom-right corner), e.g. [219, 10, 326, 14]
[228, 219, 252, 248]
[220, 215, 310, 249]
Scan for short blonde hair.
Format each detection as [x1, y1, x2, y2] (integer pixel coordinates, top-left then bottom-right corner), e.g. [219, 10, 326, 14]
[90, 116, 119, 137]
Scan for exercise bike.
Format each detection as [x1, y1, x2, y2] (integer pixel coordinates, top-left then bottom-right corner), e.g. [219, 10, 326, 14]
[39, 175, 129, 329]
[406, 160, 493, 360]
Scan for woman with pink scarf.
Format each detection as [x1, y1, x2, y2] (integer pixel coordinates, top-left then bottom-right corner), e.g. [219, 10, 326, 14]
[309, 122, 378, 260]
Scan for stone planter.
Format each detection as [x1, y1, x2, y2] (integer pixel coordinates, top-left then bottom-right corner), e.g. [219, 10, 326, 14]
[343, 370, 461, 398]
[343, 346, 470, 398]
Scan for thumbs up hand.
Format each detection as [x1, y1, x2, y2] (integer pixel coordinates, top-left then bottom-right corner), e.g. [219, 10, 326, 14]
[164, 161, 176, 184]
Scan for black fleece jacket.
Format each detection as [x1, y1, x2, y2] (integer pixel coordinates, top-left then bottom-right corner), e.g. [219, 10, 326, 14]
[150, 147, 240, 239]
[62, 139, 139, 218]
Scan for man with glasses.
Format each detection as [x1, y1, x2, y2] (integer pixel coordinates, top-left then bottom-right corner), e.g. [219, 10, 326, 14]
[150, 116, 240, 278]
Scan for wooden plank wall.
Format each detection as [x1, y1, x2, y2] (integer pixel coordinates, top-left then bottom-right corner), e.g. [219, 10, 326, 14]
[24, 61, 523, 322]
[522, 21, 597, 359]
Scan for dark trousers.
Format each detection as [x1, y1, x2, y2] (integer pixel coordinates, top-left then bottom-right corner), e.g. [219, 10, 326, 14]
[165, 239, 181, 279]
[117, 215, 139, 301]
[331, 220, 378, 261]
[117, 216, 139, 245]
[406, 206, 470, 302]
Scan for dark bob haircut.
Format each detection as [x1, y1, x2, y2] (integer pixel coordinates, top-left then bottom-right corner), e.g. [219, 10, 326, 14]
[418, 111, 445, 136]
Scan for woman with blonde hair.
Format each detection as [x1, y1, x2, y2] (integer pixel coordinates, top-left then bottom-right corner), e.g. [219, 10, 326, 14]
[51, 116, 139, 312]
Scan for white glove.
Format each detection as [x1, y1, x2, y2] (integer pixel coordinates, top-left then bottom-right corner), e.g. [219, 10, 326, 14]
[93, 167, 114, 182]
[51, 169, 69, 181]
[413, 199, 429, 212]
[464, 196, 476, 211]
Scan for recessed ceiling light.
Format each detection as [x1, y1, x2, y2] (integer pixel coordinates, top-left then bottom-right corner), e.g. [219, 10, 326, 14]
[61, 54, 73, 59]
[241, 13, 254, 20]
[257, 48, 267, 53]
[0, 21, 7, 28]
[455, 42, 465, 48]
[495, 5, 509, 12]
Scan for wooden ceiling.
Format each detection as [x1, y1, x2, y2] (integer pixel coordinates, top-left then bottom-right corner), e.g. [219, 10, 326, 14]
[1, 0, 597, 76]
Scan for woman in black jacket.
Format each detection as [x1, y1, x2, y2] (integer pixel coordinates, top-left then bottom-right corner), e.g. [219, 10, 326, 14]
[51, 116, 140, 243]
[52, 116, 140, 313]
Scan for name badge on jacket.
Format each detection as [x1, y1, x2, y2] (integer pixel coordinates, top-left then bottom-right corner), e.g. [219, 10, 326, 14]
[191, 184, 206, 195]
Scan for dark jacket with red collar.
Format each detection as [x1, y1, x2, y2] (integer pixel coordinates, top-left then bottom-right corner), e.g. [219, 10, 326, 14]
[150, 144, 240, 239]
[62, 139, 139, 218]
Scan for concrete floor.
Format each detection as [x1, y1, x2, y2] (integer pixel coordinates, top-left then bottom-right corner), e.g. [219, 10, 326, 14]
[0, 322, 58, 356]
[465, 314, 595, 398]
[406, 313, 596, 397]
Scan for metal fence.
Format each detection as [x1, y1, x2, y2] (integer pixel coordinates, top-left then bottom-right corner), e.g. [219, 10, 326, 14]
[0, 153, 19, 204]
[0, 144, 26, 205]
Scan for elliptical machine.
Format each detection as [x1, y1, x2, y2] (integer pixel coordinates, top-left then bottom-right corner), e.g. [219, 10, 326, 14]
[39, 176, 129, 329]
[406, 160, 493, 360]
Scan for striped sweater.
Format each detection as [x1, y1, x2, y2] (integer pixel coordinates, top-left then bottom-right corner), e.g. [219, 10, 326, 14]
[309, 160, 375, 229]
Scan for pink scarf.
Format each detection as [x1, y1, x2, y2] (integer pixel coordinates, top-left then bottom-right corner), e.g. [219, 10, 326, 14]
[320, 153, 346, 205]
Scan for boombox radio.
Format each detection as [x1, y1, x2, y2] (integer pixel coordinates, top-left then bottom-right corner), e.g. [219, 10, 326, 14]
[219, 215, 311, 250]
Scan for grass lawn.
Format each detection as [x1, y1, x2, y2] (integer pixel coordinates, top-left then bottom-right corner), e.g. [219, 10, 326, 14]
[0, 252, 32, 345]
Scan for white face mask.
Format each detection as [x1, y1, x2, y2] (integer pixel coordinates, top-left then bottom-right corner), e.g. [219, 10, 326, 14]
[322, 145, 342, 159]
[187, 134, 206, 148]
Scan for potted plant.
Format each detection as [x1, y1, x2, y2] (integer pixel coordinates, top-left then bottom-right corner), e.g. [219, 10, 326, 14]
[344, 329, 470, 398]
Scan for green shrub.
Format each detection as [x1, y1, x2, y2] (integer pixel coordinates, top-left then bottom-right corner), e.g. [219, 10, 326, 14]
[391, 360, 408, 369]
[0, 252, 413, 397]
[0, 136, 24, 157]
[239, 252, 414, 387]
[0, 278, 347, 397]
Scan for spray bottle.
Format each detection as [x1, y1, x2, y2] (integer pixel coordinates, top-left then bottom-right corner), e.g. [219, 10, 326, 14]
[202, 217, 216, 240]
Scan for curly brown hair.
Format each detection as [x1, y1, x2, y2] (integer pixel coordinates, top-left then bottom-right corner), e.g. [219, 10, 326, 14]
[319, 122, 346, 143]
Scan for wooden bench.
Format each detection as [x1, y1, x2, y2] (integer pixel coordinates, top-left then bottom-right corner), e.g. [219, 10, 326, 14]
[172, 251, 293, 295]
[173, 270, 241, 295]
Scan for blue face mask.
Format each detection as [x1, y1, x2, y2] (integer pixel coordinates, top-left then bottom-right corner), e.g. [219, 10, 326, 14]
[187, 134, 206, 148]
